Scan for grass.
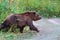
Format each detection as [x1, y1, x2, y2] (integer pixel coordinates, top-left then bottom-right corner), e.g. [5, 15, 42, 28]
[0, 30, 37, 40]
[0, 0, 60, 17]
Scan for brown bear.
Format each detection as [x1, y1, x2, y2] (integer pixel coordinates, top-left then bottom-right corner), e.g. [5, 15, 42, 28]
[0, 11, 41, 33]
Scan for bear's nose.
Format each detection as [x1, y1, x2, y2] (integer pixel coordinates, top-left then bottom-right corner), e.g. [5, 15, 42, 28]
[39, 16, 42, 19]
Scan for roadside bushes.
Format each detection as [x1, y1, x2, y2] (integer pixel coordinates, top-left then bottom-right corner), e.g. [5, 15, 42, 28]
[0, 0, 60, 19]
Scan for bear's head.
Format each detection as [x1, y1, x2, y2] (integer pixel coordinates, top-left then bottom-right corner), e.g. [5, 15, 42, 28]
[25, 11, 41, 21]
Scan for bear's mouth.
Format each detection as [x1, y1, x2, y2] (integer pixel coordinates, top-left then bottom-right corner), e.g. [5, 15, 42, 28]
[34, 18, 40, 21]
[35, 16, 42, 21]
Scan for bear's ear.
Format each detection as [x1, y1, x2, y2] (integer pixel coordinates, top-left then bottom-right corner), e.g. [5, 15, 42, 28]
[24, 12, 30, 16]
[33, 12, 35, 14]
[32, 12, 36, 14]
[25, 12, 31, 14]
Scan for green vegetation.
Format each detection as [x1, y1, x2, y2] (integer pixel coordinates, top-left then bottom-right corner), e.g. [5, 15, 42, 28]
[0, 31, 36, 40]
[0, 0, 60, 19]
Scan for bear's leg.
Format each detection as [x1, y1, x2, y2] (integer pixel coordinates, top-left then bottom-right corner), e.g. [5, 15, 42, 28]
[17, 25, 25, 33]
[0, 24, 11, 32]
[29, 26, 39, 32]
[27, 21, 39, 32]
[0, 20, 11, 32]
[20, 27, 24, 33]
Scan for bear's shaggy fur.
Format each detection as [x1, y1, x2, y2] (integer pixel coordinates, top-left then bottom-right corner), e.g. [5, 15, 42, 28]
[0, 11, 41, 33]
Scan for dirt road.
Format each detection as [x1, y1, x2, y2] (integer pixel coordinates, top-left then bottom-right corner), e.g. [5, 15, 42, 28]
[22, 18, 60, 40]
[0, 18, 60, 40]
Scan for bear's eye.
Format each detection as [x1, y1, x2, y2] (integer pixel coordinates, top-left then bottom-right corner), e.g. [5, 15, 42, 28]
[33, 12, 36, 14]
